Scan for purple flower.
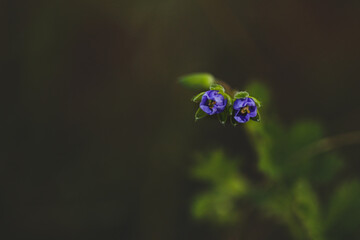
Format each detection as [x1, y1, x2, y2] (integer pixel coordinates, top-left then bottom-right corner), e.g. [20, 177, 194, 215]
[199, 90, 227, 115]
[233, 97, 257, 123]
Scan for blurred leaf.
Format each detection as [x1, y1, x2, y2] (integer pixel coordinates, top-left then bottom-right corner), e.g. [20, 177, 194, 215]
[195, 108, 207, 121]
[179, 73, 215, 90]
[192, 92, 205, 103]
[192, 150, 238, 183]
[326, 180, 360, 239]
[260, 190, 292, 219]
[278, 121, 328, 182]
[234, 91, 249, 99]
[246, 82, 271, 106]
[247, 119, 330, 182]
[192, 192, 238, 224]
[258, 188, 304, 237]
[293, 179, 325, 240]
[245, 120, 281, 180]
[210, 83, 225, 92]
[191, 150, 248, 224]
[310, 153, 343, 183]
[289, 121, 323, 150]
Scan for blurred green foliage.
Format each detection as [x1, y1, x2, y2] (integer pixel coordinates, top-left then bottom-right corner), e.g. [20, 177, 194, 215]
[190, 83, 359, 239]
[179, 73, 215, 90]
[191, 150, 248, 224]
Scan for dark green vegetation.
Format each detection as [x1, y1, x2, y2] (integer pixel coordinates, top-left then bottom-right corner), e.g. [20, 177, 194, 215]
[3, 0, 360, 239]
[190, 83, 360, 239]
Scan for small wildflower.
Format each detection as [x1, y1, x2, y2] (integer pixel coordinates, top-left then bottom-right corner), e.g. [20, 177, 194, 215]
[199, 90, 227, 115]
[233, 98, 257, 123]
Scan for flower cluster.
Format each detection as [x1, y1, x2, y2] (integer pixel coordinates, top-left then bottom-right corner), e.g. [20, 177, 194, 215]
[179, 73, 261, 125]
[192, 84, 261, 125]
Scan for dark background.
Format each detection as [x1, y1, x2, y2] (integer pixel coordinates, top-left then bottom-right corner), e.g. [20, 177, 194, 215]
[2, 0, 360, 239]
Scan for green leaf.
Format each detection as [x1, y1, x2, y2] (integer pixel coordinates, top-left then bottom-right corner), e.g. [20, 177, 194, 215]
[250, 112, 261, 122]
[222, 93, 232, 105]
[217, 111, 228, 125]
[210, 84, 225, 92]
[195, 108, 208, 121]
[234, 91, 249, 99]
[192, 92, 205, 102]
[250, 97, 261, 108]
[179, 73, 215, 90]
[191, 150, 248, 224]
[222, 92, 233, 115]
[293, 180, 325, 240]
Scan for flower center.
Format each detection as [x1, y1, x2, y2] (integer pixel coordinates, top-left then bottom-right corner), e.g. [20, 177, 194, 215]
[240, 105, 250, 114]
[208, 100, 217, 109]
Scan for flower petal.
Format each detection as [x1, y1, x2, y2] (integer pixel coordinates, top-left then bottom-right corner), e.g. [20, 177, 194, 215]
[200, 94, 208, 105]
[200, 105, 212, 115]
[233, 98, 247, 110]
[213, 93, 224, 103]
[234, 114, 250, 123]
[206, 90, 218, 99]
[214, 105, 226, 113]
[245, 98, 256, 107]
[199, 90, 227, 115]
[248, 106, 257, 118]
[217, 98, 227, 107]
[210, 107, 218, 115]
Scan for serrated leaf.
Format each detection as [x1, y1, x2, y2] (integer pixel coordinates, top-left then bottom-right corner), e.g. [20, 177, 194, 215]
[195, 108, 208, 121]
[210, 84, 225, 92]
[192, 92, 205, 102]
[251, 112, 261, 122]
[250, 97, 261, 108]
[179, 73, 215, 90]
[217, 111, 228, 125]
[234, 91, 249, 99]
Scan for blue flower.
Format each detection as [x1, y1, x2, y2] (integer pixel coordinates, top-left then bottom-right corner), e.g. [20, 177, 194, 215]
[233, 97, 257, 123]
[199, 90, 227, 115]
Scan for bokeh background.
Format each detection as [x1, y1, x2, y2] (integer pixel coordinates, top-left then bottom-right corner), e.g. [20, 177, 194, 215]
[3, 0, 360, 239]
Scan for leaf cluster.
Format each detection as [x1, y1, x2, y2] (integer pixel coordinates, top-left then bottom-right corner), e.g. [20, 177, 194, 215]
[189, 82, 358, 240]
